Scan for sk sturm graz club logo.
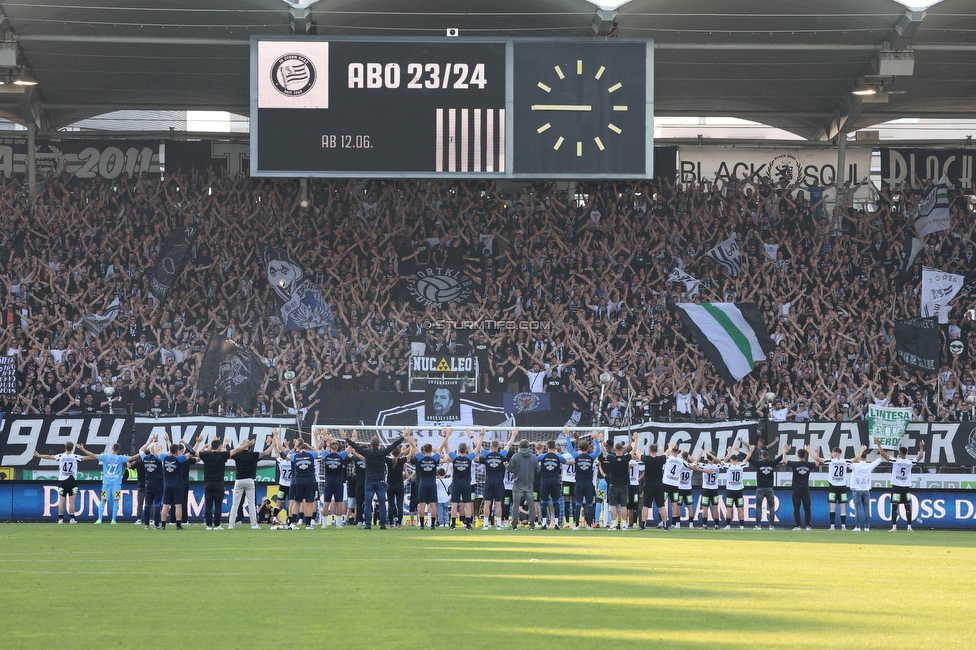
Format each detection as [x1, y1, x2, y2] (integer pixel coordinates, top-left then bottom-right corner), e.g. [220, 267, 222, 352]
[406, 267, 474, 308]
[767, 153, 802, 184]
[512, 393, 540, 413]
[35, 145, 67, 177]
[271, 53, 316, 97]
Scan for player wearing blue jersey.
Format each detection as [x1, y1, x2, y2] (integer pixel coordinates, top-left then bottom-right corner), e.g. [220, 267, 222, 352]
[159, 443, 195, 530]
[406, 430, 441, 529]
[288, 442, 322, 530]
[537, 439, 566, 529]
[567, 430, 602, 530]
[319, 430, 352, 527]
[479, 428, 516, 530]
[437, 428, 480, 530]
[76, 442, 140, 524]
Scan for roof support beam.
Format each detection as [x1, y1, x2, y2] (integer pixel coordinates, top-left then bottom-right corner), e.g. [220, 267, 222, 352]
[813, 9, 926, 141]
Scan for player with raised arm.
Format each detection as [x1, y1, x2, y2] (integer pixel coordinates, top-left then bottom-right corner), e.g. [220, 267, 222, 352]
[598, 439, 634, 530]
[749, 444, 780, 530]
[318, 429, 351, 527]
[406, 430, 440, 529]
[723, 446, 752, 529]
[636, 438, 671, 531]
[386, 436, 409, 529]
[809, 445, 853, 530]
[479, 428, 516, 530]
[876, 437, 925, 532]
[75, 442, 140, 525]
[33, 441, 92, 524]
[345, 428, 405, 531]
[662, 445, 683, 529]
[137, 435, 165, 529]
[698, 451, 724, 530]
[537, 438, 566, 530]
[783, 444, 819, 530]
[560, 437, 577, 528]
[159, 436, 195, 530]
[269, 429, 296, 525]
[288, 441, 322, 530]
[676, 450, 713, 529]
[568, 429, 601, 530]
[437, 427, 479, 530]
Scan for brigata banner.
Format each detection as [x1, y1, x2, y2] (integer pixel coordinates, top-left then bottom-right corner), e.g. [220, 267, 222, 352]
[611, 420, 759, 455]
[868, 405, 912, 450]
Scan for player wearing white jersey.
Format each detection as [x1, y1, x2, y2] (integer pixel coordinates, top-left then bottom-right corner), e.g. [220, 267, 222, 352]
[810, 446, 854, 530]
[876, 437, 925, 532]
[723, 446, 752, 529]
[560, 444, 576, 527]
[675, 450, 712, 529]
[33, 441, 93, 523]
[697, 452, 725, 529]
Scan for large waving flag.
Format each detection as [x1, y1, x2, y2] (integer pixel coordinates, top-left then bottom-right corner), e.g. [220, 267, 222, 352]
[921, 266, 964, 324]
[914, 174, 951, 239]
[77, 298, 121, 337]
[705, 234, 742, 277]
[148, 226, 198, 301]
[674, 302, 775, 385]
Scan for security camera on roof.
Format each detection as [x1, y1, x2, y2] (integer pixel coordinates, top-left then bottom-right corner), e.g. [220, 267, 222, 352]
[446, 27, 459, 37]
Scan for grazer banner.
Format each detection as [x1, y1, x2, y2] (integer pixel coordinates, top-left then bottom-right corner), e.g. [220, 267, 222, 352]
[767, 421, 976, 466]
[612, 420, 759, 455]
[0, 137, 160, 179]
[677, 147, 871, 187]
[880, 147, 975, 192]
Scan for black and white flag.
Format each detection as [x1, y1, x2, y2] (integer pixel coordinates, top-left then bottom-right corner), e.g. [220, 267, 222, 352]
[896, 232, 925, 290]
[0, 355, 16, 395]
[77, 298, 121, 337]
[705, 234, 742, 277]
[262, 246, 337, 334]
[199, 337, 267, 411]
[914, 174, 951, 239]
[894, 316, 940, 372]
[148, 226, 197, 301]
[667, 262, 700, 297]
[921, 267, 964, 324]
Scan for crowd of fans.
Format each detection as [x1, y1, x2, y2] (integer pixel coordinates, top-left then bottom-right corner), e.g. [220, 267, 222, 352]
[2, 166, 975, 425]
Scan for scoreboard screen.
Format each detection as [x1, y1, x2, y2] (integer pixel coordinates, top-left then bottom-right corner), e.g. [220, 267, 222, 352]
[251, 37, 653, 179]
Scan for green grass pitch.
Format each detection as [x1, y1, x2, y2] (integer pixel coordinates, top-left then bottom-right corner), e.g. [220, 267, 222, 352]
[0, 525, 973, 649]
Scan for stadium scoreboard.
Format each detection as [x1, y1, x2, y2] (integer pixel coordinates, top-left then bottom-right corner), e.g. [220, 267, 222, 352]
[251, 37, 653, 179]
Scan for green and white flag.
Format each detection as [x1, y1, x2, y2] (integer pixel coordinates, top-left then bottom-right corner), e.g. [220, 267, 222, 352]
[674, 302, 775, 385]
[868, 404, 912, 450]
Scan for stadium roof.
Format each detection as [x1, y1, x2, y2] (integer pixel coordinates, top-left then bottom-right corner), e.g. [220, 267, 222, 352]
[0, 0, 973, 140]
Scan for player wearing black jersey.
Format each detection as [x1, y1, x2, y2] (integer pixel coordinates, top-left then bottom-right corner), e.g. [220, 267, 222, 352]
[636, 439, 672, 530]
[387, 442, 408, 528]
[479, 428, 516, 530]
[783, 444, 819, 530]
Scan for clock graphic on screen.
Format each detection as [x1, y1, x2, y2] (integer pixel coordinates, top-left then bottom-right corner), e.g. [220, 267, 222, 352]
[513, 42, 646, 175]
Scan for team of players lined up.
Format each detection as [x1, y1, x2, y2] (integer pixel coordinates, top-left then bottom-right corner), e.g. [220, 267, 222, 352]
[40, 426, 925, 532]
